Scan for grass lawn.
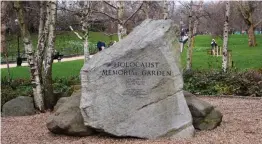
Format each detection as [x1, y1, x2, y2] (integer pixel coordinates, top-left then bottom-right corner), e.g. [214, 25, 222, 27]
[1, 34, 262, 80]
[181, 34, 262, 70]
[3, 31, 118, 60]
[1, 60, 84, 80]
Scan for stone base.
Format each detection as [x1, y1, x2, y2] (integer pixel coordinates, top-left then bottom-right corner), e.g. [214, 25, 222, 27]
[170, 125, 195, 139]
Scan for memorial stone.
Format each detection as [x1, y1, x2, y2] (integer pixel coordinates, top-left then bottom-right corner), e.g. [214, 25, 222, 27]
[80, 19, 194, 139]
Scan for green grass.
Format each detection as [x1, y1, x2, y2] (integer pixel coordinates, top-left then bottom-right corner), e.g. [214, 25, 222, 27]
[181, 34, 262, 70]
[1, 34, 262, 80]
[3, 31, 118, 59]
[1, 60, 84, 79]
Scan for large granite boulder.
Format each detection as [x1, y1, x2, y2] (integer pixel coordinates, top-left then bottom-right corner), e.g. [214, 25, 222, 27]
[80, 19, 194, 139]
[2, 96, 35, 117]
[47, 92, 94, 136]
[184, 91, 223, 130]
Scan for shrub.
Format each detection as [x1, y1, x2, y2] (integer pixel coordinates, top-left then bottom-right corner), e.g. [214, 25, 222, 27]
[1, 76, 81, 110]
[89, 42, 99, 55]
[1, 86, 19, 109]
[183, 69, 262, 97]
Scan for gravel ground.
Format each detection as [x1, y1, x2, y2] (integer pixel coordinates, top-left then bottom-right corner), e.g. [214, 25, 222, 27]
[2, 97, 262, 144]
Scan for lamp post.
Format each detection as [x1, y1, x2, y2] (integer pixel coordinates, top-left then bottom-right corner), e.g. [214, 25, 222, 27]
[15, 19, 22, 66]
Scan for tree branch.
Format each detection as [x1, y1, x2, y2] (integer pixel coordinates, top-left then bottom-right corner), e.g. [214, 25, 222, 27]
[237, 2, 251, 25]
[178, 1, 190, 9]
[103, 1, 117, 10]
[57, 6, 82, 17]
[123, 2, 144, 25]
[254, 19, 262, 28]
[93, 10, 120, 23]
[69, 26, 83, 40]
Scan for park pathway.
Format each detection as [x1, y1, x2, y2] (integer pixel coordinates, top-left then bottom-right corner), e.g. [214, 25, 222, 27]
[0, 55, 93, 69]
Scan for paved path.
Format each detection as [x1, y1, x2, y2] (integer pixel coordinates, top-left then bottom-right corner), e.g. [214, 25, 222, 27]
[0, 55, 92, 69]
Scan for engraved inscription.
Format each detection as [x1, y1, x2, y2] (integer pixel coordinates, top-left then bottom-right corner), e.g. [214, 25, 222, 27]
[123, 89, 147, 96]
[126, 78, 145, 87]
[101, 61, 172, 97]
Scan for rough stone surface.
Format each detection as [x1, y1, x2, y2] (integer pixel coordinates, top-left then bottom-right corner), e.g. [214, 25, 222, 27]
[195, 109, 223, 130]
[184, 91, 223, 130]
[47, 92, 94, 136]
[53, 97, 69, 112]
[184, 91, 214, 117]
[80, 19, 193, 139]
[2, 96, 36, 117]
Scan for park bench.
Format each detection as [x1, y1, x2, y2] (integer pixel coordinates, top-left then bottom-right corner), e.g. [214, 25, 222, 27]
[53, 52, 64, 62]
[16, 51, 63, 66]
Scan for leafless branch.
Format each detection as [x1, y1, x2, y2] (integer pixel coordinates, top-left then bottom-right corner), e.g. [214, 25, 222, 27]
[178, 1, 190, 9]
[24, 6, 40, 12]
[69, 26, 83, 40]
[57, 6, 82, 17]
[123, 2, 144, 25]
[103, 1, 117, 10]
[254, 19, 262, 28]
[93, 10, 120, 23]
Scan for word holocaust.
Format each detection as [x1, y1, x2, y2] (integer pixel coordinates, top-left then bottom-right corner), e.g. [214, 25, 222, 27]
[102, 69, 172, 76]
[112, 62, 160, 68]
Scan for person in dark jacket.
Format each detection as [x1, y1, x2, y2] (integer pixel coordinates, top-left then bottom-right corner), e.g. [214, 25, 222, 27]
[211, 39, 217, 55]
[97, 41, 106, 51]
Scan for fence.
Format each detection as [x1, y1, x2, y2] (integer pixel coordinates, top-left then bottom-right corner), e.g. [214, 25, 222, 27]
[207, 47, 233, 68]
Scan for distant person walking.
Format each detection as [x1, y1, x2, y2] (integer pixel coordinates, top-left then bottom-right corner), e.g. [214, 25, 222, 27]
[211, 39, 217, 55]
[97, 41, 106, 51]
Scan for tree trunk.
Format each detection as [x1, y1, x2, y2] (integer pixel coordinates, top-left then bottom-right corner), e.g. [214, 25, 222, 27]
[191, 20, 198, 48]
[83, 38, 89, 62]
[14, 1, 45, 111]
[1, 1, 11, 84]
[81, 1, 90, 62]
[248, 24, 256, 47]
[237, 1, 259, 47]
[186, 1, 193, 71]
[192, 1, 203, 50]
[180, 10, 184, 53]
[144, 1, 149, 19]
[1, 1, 7, 53]
[37, 1, 48, 82]
[163, 0, 168, 20]
[117, 1, 124, 41]
[43, 1, 56, 109]
[222, 1, 230, 72]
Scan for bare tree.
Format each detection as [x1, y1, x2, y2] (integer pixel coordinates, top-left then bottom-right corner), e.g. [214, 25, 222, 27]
[96, 1, 144, 41]
[143, 1, 150, 19]
[1, 1, 11, 83]
[222, 2, 230, 72]
[163, 0, 168, 20]
[116, 1, 125, 40]
[69, 1, 92, 62]
[14, 1, 57, 111]
[237, 1, 262, 47]
[192, 0, 203, 47]
[43, 1, 57, 109]
[14, 1, 44, 111]
[186, 0, 193, 71]
[198, 1, 225, 37]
